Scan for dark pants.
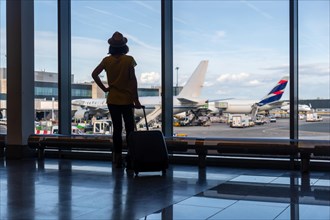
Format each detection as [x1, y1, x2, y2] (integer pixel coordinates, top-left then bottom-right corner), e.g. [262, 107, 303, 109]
[108, 104, 135, 154]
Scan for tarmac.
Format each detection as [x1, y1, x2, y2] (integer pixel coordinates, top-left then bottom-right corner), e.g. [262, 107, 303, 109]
[173, 116, 330, 140]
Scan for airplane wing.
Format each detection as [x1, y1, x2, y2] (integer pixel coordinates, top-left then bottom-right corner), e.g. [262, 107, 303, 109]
[85, 106, 108, 116]
[71, 100, 88, 108]
[76, 105, 108, 113]
[94, 107, 109, 114]
[73, 106, 109, 120]
[266, 100, 287, 108]
[177, 98, 199, 105]
[206, 98, 235, 103]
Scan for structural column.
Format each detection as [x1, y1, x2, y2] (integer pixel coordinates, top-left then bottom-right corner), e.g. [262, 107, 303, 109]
[6, 0, 35, 159]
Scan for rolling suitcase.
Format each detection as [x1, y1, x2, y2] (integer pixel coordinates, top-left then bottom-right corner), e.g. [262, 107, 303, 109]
[127, 106, 169, 175]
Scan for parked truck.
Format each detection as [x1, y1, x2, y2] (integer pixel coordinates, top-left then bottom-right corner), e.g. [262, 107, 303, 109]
[230, 114, 250, 128]
[306, 113, 322, 122]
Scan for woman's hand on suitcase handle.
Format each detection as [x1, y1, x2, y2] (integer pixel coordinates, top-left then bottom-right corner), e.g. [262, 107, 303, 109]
[134, 100, 143, 109]
[134, 105, 144, 109]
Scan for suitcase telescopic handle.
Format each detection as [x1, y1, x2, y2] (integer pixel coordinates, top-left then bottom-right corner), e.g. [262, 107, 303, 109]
[141, 106, 149, 131]
[134, 105, 148, 131]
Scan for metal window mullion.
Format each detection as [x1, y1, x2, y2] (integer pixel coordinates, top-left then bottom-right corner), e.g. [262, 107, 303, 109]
[161, 0, 173, 137]
[58, 0, 71, 135]
[289, 0, 299, 141]
[289, 0, 299, 219]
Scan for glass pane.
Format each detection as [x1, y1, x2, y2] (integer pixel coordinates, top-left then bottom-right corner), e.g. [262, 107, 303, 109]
[71, 1, 161, 135]
[173, 1, 290, 139]
[299, 1, 330, 141]
[34, 1, 58, 134]
[0, 0, 6, 134]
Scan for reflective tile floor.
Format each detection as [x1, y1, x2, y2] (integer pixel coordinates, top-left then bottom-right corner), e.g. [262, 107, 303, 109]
[0, 158, 329, 220]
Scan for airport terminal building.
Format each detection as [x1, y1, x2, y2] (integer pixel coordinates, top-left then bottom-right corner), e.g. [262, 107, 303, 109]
[0, 67, 160, 101]
[0, 67, 161, 119]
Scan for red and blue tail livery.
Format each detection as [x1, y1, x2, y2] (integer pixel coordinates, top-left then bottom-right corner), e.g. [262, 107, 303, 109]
[258, 76, 289, 106]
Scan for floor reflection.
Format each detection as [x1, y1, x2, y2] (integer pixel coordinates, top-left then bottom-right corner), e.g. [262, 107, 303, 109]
[142, 172, 330, 220]
[0, 158, 329, 220]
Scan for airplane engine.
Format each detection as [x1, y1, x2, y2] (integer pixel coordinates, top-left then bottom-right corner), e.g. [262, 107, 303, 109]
[73, 109, 90, 120]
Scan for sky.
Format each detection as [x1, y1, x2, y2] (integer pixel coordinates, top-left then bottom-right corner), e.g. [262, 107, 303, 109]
[0, 0, 329, 101]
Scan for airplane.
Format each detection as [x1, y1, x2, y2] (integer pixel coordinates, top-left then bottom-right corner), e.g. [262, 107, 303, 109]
[280, 103, 312, 112]
[207, 76, 289, 119]
[72, 60, 209, 122]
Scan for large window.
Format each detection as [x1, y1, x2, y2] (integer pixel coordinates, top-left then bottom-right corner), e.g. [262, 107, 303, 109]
[299, 1, 330, 140]
[4, 0, 329, 142]
[71, 1, 161, 125]
[34, 1, 58, 125]
[173, 1, 290, 138]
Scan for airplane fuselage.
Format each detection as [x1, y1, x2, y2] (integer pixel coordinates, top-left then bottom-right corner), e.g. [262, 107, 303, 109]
[135, 96, 206, 117]
[208, 99, 281, 114]
[72, 97, 207, 118]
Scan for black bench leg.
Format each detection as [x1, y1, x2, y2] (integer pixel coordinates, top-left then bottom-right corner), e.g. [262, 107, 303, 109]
[198, 154, 206, 168]
[195, 139, 207, 168]
[38, 148, 45, 160]
[301, 153, 310, 173]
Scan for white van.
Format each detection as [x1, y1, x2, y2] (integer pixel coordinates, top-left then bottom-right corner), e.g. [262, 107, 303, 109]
[306, 113, 322, 122]
[93, 120, 112, 134]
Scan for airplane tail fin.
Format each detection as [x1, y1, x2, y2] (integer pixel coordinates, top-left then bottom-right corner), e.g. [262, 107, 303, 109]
[177, 60, 209, 98]
[258, 76, 289, 106]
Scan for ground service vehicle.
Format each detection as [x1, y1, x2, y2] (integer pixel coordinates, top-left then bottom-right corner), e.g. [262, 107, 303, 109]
[93, 120, 112, 134]
[306, 113, 322, 122]
[230, 114, 250, 128]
